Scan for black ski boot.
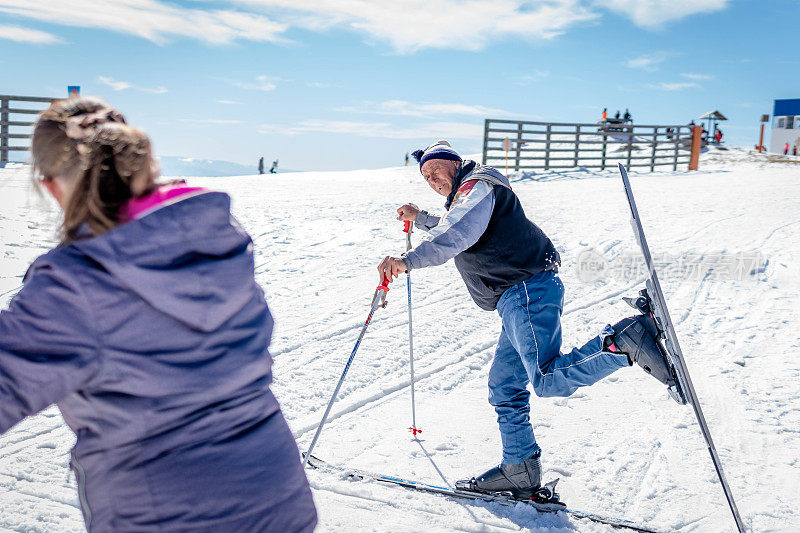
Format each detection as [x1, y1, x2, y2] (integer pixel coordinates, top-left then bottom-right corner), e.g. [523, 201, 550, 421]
[605, 314, 676, 387]
[456, 452, 541, 499]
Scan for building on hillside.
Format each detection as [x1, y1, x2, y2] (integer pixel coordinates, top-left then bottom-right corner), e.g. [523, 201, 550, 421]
[770, 99, 800, 153]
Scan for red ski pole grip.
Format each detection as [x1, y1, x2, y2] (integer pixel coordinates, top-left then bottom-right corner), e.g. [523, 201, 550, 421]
[377, 275, 392, 291]
[403, 220, 412, 233]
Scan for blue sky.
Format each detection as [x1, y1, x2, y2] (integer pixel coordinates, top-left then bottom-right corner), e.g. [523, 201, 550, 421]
[0, 0, 795, 170]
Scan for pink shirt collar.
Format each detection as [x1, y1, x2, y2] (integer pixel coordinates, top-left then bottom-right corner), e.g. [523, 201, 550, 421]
[119, 184, 208, 222]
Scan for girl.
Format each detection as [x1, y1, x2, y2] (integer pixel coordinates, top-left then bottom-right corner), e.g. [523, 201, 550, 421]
[0, 97, 316, 531]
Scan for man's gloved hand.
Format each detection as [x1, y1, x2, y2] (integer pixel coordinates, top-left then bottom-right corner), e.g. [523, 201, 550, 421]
[378, 256, 408, 282]
[397, 204, 419, 222]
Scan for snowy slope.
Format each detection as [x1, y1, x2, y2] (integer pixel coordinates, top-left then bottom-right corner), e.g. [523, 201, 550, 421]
[0, 149, 798, 532]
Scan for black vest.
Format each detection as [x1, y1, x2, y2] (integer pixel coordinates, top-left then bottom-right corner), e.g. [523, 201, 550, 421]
[450, 163, 560, 311]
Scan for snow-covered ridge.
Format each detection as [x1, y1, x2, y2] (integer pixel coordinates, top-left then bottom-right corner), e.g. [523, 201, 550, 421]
[0, 149, 798, 532]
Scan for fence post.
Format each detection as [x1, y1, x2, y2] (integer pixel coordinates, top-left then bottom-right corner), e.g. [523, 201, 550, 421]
[650, 126, 657, 172]
[515, 122, 522, 171]
[601, 129, 607, 170]
[689, 125, 702, 170]
[544, 124, 551, 170]
[574, 125, 580, 167]
[482, 119, 489, 165]
[0, 96, 8, 163]
[625, 125, 633, 170]
[673, 127, 680, 171]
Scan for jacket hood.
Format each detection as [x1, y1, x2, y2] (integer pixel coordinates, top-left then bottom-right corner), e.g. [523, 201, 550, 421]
[446, 160, 511, 209]
[72, 191, 256, 332]
[468, 161, 511, 189]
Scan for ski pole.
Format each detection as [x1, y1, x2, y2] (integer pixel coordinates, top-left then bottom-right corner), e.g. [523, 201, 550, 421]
[403, 220, 421, 438]
[302, 275, 392, 468]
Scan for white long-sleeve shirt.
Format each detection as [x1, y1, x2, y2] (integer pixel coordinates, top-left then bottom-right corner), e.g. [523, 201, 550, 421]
[402, 179, 494, 270]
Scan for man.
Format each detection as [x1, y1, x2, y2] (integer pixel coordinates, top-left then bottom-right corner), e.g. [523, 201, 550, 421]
[377, 140, 674, 498]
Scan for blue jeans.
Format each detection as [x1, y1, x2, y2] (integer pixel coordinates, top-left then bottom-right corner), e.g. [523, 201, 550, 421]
[489, 271, 629, 464]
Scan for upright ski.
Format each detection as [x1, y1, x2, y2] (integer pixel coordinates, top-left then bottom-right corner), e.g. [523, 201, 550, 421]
[617, 164, 745, 532]
[305, 454, 659, 532]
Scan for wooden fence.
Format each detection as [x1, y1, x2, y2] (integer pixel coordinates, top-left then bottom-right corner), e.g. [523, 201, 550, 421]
[1, 95, 57, 162]
[482, 119, 694, 172]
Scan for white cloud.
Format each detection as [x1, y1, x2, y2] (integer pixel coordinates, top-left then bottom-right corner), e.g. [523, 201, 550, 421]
[0, 0, 731, 52]
[217, 99, 243, 104]
[226, 75, 279, 91]
[0, 0, 598, 52]
[97, 76, 168, 94]
[623, 52, 671, 71]
[681, 72, 714, 80]
[594, 0, 728, 28]
[0, 24, 61, 43]
[647, 81, 700, 91]
[0, 0, 288, 46]
[243, 0, 598, 53]
[179, 118, 243, 124]
[97, 76, 133, 91]
[258, 119, 483, 139]
[335, 100, 517, 118]
[516, 70, 549, 85]
[140, 86, 168, 94]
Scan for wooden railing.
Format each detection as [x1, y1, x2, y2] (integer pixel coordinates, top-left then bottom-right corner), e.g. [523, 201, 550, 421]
[0, 95, 57, 162]
[482, 119, 694, 172]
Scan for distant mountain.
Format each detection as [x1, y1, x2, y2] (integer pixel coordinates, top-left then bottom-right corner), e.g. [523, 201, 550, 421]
[157, 156, 300, 177]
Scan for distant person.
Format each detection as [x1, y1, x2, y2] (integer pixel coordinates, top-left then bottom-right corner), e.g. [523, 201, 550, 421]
[270, 159, 279, 173]
[666, 127, 674, 140]
[623, 108, 631, 122]
[601, 108, 608, 120]
[1, 96, 317, 532]
[614, 110, 620, 120]
[785, 143, 790, 155]
[793, 145, 797, 156]
[714, 128, 723, 144]
[258, 156, 265, 174]
[405, 152, 410, 166]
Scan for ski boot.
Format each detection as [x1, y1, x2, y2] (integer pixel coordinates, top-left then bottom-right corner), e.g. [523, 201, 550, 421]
[455, 452, 542, 499]
[605, 311, 676, 388]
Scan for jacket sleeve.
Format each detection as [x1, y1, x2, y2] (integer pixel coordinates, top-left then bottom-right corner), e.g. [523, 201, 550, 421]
[414, 210, 441, 232]
[0, 263, 101, 434]
[402, 180, 494, 270]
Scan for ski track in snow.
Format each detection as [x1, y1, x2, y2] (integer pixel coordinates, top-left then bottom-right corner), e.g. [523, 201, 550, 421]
[0, 149, 799, 532]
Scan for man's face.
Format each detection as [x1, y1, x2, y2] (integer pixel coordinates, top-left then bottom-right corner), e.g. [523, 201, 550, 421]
[421, 160, 457, 196]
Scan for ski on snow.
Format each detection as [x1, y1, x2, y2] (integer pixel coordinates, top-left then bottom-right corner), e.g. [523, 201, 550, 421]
[617, 164, 745, 532]
[304, 454, 659, 532]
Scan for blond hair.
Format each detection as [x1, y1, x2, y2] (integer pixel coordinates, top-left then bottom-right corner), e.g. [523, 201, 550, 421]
[31, 97, 159, 242]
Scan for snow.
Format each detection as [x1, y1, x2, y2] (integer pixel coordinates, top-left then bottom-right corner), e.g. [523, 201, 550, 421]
[1, 148, 799, 532]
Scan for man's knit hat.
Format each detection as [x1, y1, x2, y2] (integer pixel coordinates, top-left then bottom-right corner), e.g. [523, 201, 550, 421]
[411, 140, 462, 169]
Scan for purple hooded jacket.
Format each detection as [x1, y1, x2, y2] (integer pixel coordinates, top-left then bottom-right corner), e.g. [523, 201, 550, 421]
[0, 190, 316, 531]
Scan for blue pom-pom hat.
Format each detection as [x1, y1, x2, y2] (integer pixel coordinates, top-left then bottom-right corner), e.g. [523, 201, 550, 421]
[412, 140, 462, 170]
